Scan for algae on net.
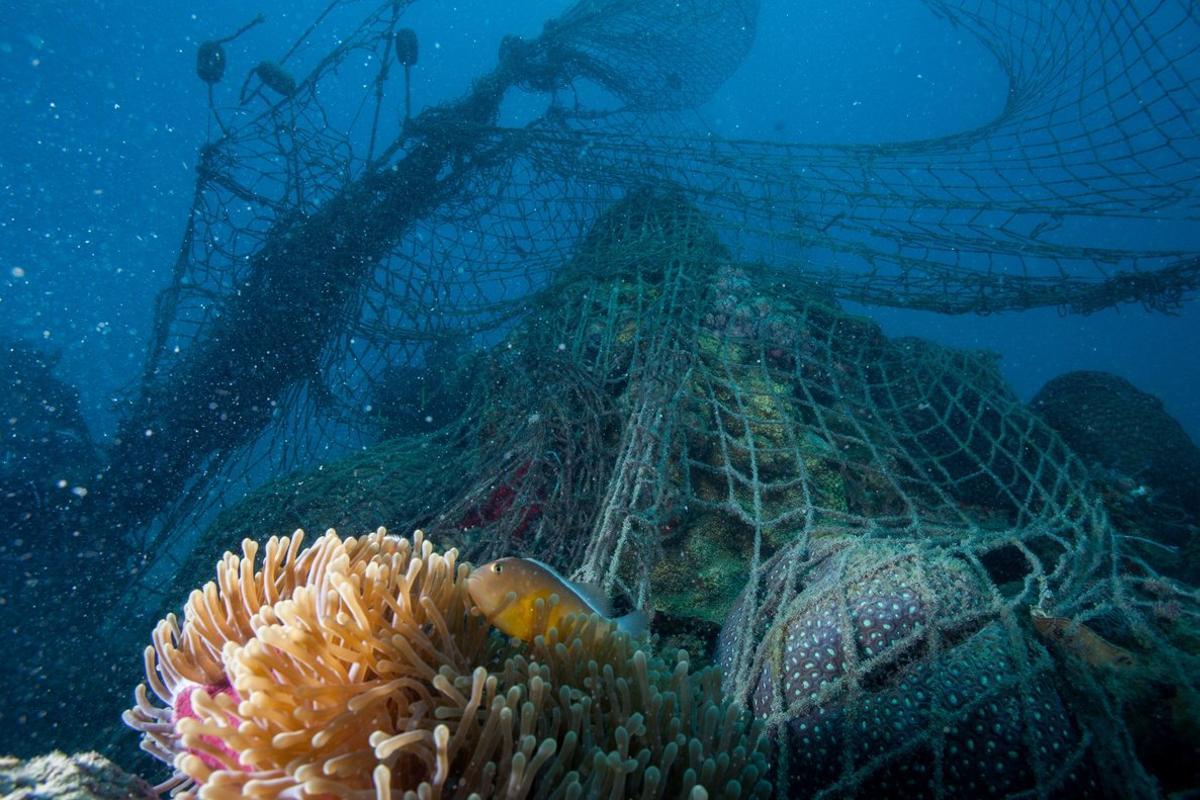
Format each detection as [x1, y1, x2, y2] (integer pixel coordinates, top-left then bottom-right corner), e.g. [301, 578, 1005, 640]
[104, 180, 1200, 797]
[15, 0, 1198, 791]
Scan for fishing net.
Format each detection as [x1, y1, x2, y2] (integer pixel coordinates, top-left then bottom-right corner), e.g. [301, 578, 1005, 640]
[1031, 370, 1200, 586]
[1032, 371, 1200, 522]
[179, 188, 1199, 798]
[91, 0, 1200, 550]
[11, 0, 1200, 794]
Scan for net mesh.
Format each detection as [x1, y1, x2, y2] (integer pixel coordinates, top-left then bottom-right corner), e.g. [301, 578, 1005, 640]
[76, 0, 1190, 573]
[103, 0, 1200, 546]
[184, 190, 1198, 797]
[13, 0, 1200, 793]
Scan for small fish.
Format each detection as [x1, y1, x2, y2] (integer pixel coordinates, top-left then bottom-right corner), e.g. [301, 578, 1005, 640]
[467, 557, 648, 641]
[1031, 609, 1135, 669]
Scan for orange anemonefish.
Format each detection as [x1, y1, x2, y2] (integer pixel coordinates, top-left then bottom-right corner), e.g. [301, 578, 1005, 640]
[467, 557, 648, 641]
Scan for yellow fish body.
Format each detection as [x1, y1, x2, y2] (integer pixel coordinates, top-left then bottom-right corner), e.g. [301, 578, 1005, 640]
[467, 557, 647, 641]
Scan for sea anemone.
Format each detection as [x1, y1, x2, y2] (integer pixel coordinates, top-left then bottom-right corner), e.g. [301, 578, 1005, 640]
[125, 528, 769, 799]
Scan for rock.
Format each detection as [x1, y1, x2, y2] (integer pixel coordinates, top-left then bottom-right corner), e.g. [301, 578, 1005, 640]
[0, 752, 157, 800]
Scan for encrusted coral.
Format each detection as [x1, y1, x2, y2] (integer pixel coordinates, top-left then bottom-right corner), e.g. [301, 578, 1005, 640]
[652, 511, 752, 625]
[0, 752, 157, 800]
[1032, 370, 1200, 520]
[715, 538, 1107, 799]
[125, 528, 770, 799]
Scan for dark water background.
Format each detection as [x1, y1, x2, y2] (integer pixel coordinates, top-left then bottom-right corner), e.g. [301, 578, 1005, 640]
[0, 0, 1196, 763]
[2, 0, 1196, 448]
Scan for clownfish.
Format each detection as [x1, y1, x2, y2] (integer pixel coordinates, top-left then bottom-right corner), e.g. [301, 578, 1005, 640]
[467, 557, 648, 642]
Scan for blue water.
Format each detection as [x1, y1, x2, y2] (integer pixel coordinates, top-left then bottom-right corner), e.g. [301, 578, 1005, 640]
[1, 0, 1198, 784]
[2, 0, 1196, 447]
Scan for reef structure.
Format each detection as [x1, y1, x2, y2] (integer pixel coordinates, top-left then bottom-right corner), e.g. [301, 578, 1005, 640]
[1032, 370, 1200, 586]
[1033, 371, 1200, 521]
[0, 751, 157, 800]
[167, 190, 1200, 798]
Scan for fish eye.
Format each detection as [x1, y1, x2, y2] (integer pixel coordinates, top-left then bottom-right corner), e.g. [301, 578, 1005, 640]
[493, 563, 503, 573]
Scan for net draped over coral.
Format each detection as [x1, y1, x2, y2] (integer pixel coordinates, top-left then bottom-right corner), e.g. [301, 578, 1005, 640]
[7, 0, 1195, 795]
[93, 0, 1200, 554]
[153, 190, 1198, 798]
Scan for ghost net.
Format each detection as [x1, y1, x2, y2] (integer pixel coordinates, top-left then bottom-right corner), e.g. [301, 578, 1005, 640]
[20, 0, 1200, 794]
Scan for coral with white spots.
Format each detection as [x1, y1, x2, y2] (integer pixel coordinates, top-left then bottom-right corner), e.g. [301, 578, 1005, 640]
[716, 538, 1141, 799]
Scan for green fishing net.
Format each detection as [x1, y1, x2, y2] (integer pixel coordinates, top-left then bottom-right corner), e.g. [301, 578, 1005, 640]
[10, 0, 1198, 793]
[193, 190, 1199, 797]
